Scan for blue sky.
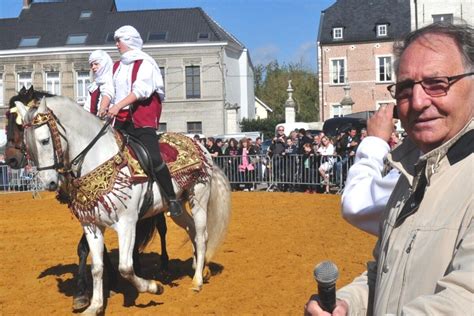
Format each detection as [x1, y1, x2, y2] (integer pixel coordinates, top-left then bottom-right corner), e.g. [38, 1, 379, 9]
[0, 0, 336, 71]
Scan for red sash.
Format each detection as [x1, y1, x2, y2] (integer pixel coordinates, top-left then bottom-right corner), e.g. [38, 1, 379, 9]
[89, 87, 100, 115]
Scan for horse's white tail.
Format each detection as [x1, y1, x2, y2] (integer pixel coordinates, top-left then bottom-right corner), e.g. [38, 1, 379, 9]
[205, 166, 231, 262]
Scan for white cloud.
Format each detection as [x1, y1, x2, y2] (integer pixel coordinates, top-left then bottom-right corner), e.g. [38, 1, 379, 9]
[292, 41, 316, 69]
[251, 44, 280, 66]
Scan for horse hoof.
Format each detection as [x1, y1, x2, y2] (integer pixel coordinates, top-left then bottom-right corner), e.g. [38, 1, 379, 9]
[190, 282, 202, 292]
[81, 306, 103, 316]
[149, 281, 164, 295]
[203, 266, 211, 282]
[72, 295, 90, 311]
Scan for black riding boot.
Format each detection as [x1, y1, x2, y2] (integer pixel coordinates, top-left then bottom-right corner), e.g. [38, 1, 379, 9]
[154, 164, 183, 217]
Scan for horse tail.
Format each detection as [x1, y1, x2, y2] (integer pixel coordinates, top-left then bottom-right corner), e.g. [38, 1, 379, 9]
[135, 214, 161, 252]
[205, 165, 232, 262]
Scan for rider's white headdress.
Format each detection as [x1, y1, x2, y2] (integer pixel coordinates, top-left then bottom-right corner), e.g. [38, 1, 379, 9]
[114, 25, 143, 50]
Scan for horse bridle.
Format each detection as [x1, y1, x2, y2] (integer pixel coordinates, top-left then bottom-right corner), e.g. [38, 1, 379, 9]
[23, 110, 68, 173]
[24, 109, 112, 177]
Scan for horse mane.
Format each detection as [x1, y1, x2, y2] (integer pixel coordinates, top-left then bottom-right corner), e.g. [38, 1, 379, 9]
[9, 86, 55, 109]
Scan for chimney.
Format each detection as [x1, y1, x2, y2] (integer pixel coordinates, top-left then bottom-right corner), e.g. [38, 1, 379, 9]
[23, 0, 33, 9]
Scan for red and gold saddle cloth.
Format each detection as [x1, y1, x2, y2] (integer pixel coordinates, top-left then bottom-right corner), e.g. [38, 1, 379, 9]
[66, 132, 210, 223]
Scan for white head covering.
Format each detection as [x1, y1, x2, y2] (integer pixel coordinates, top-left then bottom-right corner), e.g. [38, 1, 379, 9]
[114, 25, 143, 50]
[88, 50, 113, 85]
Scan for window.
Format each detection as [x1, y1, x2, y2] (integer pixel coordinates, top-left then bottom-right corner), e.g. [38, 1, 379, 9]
[377, 56, 393, 82]
[159, 67, 165, 88]
[377, 24, 387, 37]
[66, 34, 88, 45]
[198, 33, 210, 41]
[331, 104, 352, 118]
[158, 123, 167, 133]
[76, 71, 91, 105]
[332, 27, 343, 40]
[185, 66, 201, 99]
[0, 75, 4, 108]
[330, 59, 345, 84]
[79, 10, 92, 19]
[17, 72, 32, 90]
[19, 36, 40, 47]
[148, 32, 167, 42]
[45, 72, 60, 94]
[432, 14, 453, 23]
[187, 121, 202, 134]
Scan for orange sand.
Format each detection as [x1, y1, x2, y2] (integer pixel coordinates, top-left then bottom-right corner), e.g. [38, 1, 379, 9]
[0, 191, 375, 314]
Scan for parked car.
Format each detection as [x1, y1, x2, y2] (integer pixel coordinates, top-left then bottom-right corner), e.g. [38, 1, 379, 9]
[323, 117, 367, 137]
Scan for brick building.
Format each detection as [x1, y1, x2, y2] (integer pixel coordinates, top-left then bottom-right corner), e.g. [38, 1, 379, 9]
[317, 0, 472, 121]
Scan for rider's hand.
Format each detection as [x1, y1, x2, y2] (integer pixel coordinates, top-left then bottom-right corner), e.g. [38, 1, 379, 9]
[107, 104, 120, 117]
[98, 107, 108, 118]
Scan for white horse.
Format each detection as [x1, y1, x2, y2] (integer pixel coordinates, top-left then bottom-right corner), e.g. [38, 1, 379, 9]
[15, 96, 231, 315]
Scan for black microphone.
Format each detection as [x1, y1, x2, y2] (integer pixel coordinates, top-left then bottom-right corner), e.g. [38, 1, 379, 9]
[313, 260, 339, 313]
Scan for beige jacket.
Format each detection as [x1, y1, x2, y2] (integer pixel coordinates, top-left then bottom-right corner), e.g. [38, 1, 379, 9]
[337, 120, 474, 315]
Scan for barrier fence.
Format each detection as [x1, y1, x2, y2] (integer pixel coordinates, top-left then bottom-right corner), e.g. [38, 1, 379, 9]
[0, 154, 354, 194]
[213, 154, 353, 193]
[0, 165, 44, 193]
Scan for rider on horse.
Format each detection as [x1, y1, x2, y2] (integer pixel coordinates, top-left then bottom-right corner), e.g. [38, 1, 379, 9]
[104, 25, 183, 218]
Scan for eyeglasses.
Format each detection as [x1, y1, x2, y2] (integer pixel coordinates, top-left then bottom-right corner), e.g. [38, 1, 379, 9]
[277, 129, 284, 132]
[387, 72, 474, 100]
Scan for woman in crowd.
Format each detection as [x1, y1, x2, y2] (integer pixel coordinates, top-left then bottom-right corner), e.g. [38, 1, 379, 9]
[317, 136, 335, 194]
[301, 143, 316, 193]
[237, 138, 256, 191]
[224, 138, 240, 190]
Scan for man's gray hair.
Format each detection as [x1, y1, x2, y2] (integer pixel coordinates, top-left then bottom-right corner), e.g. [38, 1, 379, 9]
[394, 22, 474, 75]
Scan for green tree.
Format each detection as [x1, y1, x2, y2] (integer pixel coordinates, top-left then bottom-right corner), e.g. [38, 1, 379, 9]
[254, 60, 319, 122]
[240, 117, 283, 140]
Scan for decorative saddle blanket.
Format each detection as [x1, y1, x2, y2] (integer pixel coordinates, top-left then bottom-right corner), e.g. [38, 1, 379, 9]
[65, 132, 210, 223]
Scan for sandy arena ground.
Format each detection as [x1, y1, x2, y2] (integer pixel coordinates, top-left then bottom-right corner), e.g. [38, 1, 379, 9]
[0, 191, 375, 315]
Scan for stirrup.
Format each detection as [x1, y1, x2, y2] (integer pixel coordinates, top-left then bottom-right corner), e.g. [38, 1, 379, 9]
[167, 199, 183, 217]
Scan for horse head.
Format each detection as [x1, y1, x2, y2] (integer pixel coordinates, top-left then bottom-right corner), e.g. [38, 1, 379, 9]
[15, 98, 63, 191]
[5, 86, 55, 169]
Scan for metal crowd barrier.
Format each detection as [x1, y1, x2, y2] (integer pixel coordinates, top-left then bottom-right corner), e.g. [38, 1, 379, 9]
[0, 165, 44, 193]
[0, 154, 354, 194]
[213, 154, 354, 193]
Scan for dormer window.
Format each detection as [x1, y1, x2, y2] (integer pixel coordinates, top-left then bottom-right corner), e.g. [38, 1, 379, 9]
[19, 36, 40, 47]
[148, 32, 167, 42]
[198, 33, 210, 41]
[377, 24, 388, 37]
[66, 34, 88, 45]
[332, 27, 343, 40]
[79, 10, 92, 19]
[105, 33, 115, 43]
[432, 14, 453, 23]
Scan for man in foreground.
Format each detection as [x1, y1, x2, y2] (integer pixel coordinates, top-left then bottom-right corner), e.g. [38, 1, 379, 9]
[306, 22, 473, 315]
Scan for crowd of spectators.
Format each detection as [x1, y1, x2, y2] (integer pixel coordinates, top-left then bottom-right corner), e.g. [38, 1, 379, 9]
[191, 123, 403, 193]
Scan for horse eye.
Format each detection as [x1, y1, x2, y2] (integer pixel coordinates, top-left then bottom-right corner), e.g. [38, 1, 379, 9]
[40, 138, 50, 146]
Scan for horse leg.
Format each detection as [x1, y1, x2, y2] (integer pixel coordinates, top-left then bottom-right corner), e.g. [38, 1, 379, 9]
[190, 204, 208, 291]
[82, 226, 105, 316]
[171, 203, 207, 291]
[116, 223, 163, 295]
[155, 212, 169, 269]
[103, 244, 118, 294]
[73, 233, 90, 311]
